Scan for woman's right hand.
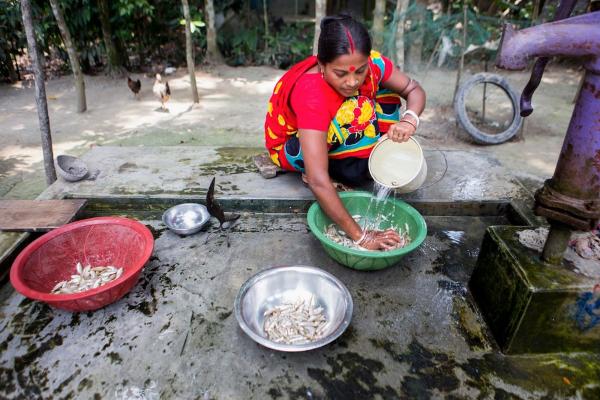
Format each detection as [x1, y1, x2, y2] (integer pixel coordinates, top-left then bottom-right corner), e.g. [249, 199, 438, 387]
[357, 229, 403, 251]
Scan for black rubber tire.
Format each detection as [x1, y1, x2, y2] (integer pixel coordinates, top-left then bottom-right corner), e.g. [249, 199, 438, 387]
[454, 73, 523, 145]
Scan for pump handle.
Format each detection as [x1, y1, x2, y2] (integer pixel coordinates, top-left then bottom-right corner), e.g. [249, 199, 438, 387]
[520, 0, 578, 116]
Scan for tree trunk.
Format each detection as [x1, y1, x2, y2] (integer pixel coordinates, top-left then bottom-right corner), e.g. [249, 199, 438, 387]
[21, 0, 57, 185]
[313, 0, 327, 55]
[98, 0, 125, 78]
[49, 0, 86, 113]
[205, 0, 223, 63]
[372, 0, 386, 51]
[11, 43, 22, 80]
[393, 0, 409, 69]
[407, 0, 427, 70]
[182, 0, 199, 103]
[532, 0, 543, 23]
[2, 46, 18, 82]
[263, 0, 269, 49]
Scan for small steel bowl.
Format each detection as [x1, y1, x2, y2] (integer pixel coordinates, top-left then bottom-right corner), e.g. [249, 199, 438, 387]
[162, 203, 211, 236]
[234, 265, 353, 352]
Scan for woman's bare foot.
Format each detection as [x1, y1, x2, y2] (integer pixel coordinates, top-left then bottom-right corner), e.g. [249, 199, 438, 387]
[301, 173, 352, 192]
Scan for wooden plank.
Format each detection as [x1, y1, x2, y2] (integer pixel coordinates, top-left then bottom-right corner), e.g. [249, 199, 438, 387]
[0, 199, 87, 232]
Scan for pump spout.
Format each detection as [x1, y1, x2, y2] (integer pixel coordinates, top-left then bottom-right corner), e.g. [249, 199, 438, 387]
[496, 12, 600, 72]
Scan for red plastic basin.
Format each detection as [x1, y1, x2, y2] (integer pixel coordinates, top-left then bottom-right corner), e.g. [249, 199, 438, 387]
[10, 216, 154, 312]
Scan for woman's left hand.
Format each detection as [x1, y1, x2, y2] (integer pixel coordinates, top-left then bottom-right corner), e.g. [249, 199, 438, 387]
[386, 120, 416, 143]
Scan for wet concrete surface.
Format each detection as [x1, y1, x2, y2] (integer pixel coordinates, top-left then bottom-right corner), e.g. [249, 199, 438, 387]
[1, 144, 534, 280]
[37, 146, 526, 203]
[1, 213, 599, 399]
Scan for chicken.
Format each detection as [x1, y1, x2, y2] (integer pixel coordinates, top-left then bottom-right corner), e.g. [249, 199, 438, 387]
[152, 73, 171, 110]
[127, 76, 141, 100]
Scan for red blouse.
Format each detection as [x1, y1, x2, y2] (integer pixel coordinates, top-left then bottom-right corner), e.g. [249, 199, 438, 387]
[290, 55, 394, 132]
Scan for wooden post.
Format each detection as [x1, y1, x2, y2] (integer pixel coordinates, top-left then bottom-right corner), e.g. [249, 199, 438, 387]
[452, 2, 468, 105]
[49, 0, 87, 113]
[482, 59, 487, 123]
[21, 0, 57, 185]
[313, 0, 327, 55]
[182, 0, 199, 103]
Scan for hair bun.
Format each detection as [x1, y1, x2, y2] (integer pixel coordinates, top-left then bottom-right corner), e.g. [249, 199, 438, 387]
[317, 13, 371, 63]
[320, 13, 354, 29]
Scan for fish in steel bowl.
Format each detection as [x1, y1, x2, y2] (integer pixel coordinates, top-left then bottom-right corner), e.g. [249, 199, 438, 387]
[234, 265, 353, 352]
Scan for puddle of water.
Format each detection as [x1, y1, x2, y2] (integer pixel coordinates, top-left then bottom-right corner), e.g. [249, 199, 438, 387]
[442, 231, 465, 246]
[114, 380, 159, 400]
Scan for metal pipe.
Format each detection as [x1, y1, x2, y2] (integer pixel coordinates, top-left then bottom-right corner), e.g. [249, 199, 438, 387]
[551, 71, 600, 201]
[542, 223, 572, 264]
[496, 12, 600, 72]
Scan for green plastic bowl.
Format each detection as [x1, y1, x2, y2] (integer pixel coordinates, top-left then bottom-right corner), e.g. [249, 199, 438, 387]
[307, 191, 427, 271]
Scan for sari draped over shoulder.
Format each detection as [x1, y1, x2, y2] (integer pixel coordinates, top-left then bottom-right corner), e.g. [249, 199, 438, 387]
[264, 51, 401, 172]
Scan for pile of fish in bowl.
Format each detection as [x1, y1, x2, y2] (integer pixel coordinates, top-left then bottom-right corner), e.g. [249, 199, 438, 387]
[51, 262, 123, 294]
[235, 266, 353, 352]
[263, 294, 327, 345]
[10, 216, 154, 312]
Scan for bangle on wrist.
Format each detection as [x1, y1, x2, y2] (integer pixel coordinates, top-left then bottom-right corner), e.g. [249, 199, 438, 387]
[399, 119, 417, 131]
[402, 109, 420, 128]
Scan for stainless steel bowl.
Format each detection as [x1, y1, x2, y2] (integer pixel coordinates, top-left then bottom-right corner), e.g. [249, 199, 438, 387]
[162, 203, 211, 235]
[234, 265, 353, 352]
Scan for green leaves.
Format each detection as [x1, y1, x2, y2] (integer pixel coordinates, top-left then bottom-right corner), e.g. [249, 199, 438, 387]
[179, 18, 205, 34]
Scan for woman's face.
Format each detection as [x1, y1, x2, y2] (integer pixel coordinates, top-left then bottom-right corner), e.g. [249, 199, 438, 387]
[320, 52, 370, 97]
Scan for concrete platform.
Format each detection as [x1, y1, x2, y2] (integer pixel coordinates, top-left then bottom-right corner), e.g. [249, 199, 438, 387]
[2, 145, 598, 398]
[2, 214, 599, 399]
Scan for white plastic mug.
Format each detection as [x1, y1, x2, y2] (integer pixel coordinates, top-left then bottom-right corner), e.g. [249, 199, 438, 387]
[368, 136, 427, 193]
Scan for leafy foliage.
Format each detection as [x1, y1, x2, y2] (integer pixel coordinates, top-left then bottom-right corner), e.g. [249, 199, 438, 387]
[219, 14, 313, 69]
[0, 0, 25, 79]
[0, 0, 584, 82]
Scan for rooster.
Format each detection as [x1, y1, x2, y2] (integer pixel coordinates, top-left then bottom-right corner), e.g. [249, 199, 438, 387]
[127, 76, 141, 100]
[152, 73, 171, 111]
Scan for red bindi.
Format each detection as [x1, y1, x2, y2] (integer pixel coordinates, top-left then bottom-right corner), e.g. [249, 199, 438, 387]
[349, 65, 356, 72]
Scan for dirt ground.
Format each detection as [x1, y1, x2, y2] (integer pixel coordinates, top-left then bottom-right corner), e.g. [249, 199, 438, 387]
[0, 63, 583, 199]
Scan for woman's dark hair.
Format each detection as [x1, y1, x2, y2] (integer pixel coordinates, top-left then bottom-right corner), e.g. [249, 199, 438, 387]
[317, 14, 371, 64]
